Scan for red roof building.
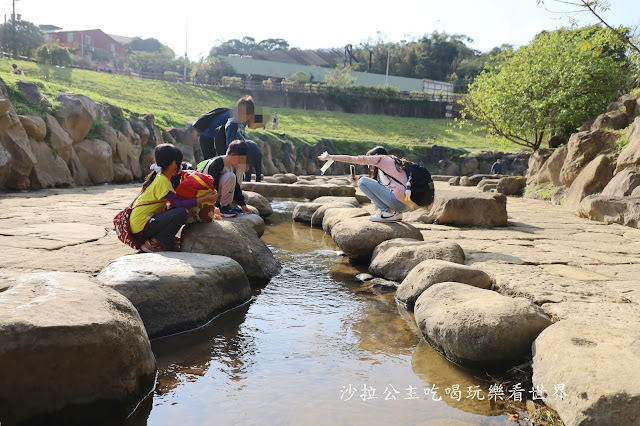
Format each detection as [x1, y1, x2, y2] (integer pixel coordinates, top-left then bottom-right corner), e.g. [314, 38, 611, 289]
[48, 29, 127, 69]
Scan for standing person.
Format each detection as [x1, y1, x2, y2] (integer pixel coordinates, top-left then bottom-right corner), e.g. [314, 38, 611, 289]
[130, 144, 218, 252]
[491, 158, 503, 175]
[197, 140, 253, 218]
[318, 149, 418, 222]
[271, 113, 279, 130]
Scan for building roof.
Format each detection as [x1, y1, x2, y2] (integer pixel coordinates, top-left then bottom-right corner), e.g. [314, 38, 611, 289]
[220, 55, 453, 93]
[108, 34, 134, 46]
[38, 24, 62, 33]
[241, 48, 343, 66]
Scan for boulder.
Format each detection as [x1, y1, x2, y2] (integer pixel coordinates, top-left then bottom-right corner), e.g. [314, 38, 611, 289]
[181, 221, 280, 285]
[177, 144, 196, 165]
[448, 176, 460, 186]
[531, 145, 568, 187]
[563, 154, 615, 210]
[496, 176, 527, 195]
[532, 319, 640, 426]
[74, 139, 115, 184]
[129, 115, 150, 145]
[415, 282, 552, 368]
[272, 173, 298, 183]
[0, 86, 36, 189]
[405, 191, 508, 227]
[438, 160, 460, 176]
[113, 162, 134, 183]
[0, 272, 156, 424]
[69, 147, 92, 186]
[28, 139, 74, 188]
[310, 202, 356, 227]
[330, 219, 423, 262]
[245, 191, 273, 217]
[221, 213, 265, 237]
[97, 253, 251, 338]
[590, 110, 628, 132]
[615, 116, 640, 174]
[602, 166, 640, 196]
[292, 202, 322, 223]
[560, 130, 617, 187]
[577, 195, 640, 227]
[621, 93, 638, 118]
[99, 123, 118, 156]
[54, 93, 98, 143]
[465, 174, 498, 186]
[322, 207, 370, 233]
[16, 81, 46, 105]
[369, 239, 465, 281]
[460, 157, 479, 175]
[0, 143, 11, 188]
[476, 178, 500, 192]
[396, 260, 491, 310]
[45, 113, 73, 164]
[18, 115, 46, 141]
[116, 123, 143, 179]
[525, 148, 553, 184]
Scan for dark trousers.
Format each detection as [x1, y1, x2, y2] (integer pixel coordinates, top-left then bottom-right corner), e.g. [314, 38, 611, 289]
[134, 207, 189, 250]
[199, 134, 216, 160]
[243, 161, 262, 182]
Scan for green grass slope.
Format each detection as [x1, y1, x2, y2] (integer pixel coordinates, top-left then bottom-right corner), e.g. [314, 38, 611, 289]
[1, 59, 521, 153]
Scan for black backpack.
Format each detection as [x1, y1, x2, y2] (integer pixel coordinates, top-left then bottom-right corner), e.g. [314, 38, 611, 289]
[193, 107, 230, 132]
[387, 161, 435, 207]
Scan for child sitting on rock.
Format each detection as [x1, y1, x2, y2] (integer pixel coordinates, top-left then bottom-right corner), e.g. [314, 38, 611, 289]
[131, 144, 218, 253]
[197, 140, 253, 218]
[174, 166, 221, 222]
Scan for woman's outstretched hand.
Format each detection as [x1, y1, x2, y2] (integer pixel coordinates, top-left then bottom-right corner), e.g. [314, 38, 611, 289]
[318, 151, 332, 161]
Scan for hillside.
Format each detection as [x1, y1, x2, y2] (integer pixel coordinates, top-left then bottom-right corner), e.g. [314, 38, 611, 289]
[1, 59, 520, 153]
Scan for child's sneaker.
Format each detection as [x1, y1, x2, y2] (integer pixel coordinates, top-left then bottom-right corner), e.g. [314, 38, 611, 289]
[140, 239, 164, 253]
[220, 205, 238, 218]
[369, 210, 403, 222]
[231, 205, 244, 214]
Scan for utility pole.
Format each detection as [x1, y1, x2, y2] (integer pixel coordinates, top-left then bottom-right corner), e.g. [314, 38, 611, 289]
[385, 49, 390, 85]
[11, 0, 17, 59]
[183, 19, 188, 83]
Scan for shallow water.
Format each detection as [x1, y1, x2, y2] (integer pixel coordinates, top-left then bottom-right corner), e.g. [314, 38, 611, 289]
[128, 201, 525, 425]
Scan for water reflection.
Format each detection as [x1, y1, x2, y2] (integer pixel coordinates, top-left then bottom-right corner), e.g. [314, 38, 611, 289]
[133, 199, 519, 425]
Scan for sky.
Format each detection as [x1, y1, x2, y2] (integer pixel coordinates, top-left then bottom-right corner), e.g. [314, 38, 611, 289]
[5, 0, 640, 59]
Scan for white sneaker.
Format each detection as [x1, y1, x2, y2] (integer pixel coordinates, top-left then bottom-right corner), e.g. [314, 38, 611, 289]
[369, 210, 403, 222]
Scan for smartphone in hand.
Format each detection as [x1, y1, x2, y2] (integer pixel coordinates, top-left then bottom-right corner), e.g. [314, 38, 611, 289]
[350, 165, 356, 178]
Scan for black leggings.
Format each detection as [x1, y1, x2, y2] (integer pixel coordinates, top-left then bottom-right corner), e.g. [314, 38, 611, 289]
[134, 207, 189, 250]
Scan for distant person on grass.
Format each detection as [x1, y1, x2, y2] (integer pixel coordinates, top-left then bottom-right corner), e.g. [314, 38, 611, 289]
[11, 64, 24, 76]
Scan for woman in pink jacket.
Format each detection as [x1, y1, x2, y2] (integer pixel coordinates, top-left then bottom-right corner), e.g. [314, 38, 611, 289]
[318, 147, 416, 222]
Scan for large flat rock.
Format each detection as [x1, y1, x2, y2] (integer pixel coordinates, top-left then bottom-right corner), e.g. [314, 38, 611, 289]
[0, 222, 106, 250]
[97, 253, 252, 338]
[415, 282, 552, 368]
[577, 195, 640, 228]
[0, 272, 156, 424]
[405, 190, 508, 227]
[321, 207, 370, 233]
[532, 319, 640, 425]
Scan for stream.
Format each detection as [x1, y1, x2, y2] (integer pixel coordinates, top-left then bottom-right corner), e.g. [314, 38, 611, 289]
[126, 200, 526, 425]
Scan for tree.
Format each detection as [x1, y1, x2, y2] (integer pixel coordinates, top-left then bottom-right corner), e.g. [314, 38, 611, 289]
[0, 19, 44, 58]
[461, 26, 629, 151]
[325, 65, 355, 88]
[36, 44, 72, 66]
[127, 37, 166, 53]
[258, 38, 289, 51]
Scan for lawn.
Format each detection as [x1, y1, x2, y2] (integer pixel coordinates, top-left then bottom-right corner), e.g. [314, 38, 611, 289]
[1, 59, 522, 153]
